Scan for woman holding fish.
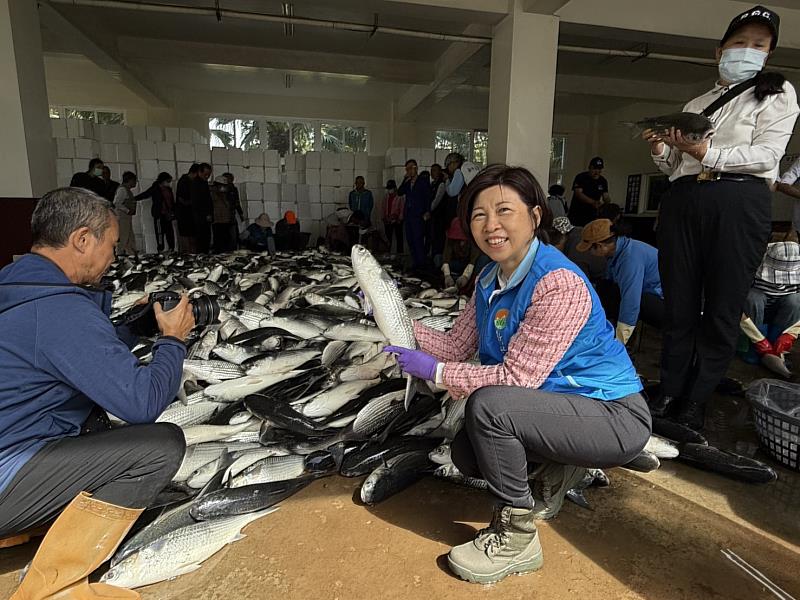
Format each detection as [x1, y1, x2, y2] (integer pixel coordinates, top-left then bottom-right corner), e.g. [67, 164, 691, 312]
[642, 5, 799, 431]
[385, 165, 650, 585]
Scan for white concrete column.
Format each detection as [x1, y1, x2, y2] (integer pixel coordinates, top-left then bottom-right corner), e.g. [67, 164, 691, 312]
[487, 4, 558, 183]
[0, 0, 55, 197]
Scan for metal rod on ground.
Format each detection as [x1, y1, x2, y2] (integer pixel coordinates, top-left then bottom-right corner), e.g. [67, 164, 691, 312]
[721, 549, 796, 600]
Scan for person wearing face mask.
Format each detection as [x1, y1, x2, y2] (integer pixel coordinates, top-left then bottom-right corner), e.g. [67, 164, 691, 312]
[137, 172, 176, 252]
[642, 5, 800, 431]
[384, 165, 648, 585]
[113, 171, 140, 256]
[70, 158, 108, 199]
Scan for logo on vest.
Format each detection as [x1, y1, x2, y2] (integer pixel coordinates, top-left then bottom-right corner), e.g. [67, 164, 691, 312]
[494, 308, 509, 331]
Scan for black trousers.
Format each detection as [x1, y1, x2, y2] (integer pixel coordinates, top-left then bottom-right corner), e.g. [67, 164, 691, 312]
[0, 424, 185, 536]
[193, 216, 212, 254]
[595, 280, 665, 329]
[385, 222, 404, 253]
[450, 387, 651, 508]
[212, 223, 233, 253]
[657, 177, 771, 409]
[154, 217, 175, 251]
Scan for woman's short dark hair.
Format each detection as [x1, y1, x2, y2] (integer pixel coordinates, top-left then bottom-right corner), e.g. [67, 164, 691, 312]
[458, 164, 552, 244]
[31, 187, 114, 248]
[548, 184, 565, 196]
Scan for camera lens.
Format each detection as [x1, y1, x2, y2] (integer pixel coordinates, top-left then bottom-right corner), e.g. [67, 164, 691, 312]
[190, 294, 220, 328]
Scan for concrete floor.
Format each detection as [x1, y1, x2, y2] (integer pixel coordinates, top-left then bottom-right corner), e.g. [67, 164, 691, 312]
[2, 328, 799, 599]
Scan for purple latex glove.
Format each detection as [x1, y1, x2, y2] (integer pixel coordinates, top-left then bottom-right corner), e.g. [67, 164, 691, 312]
[384, 346, 439, 381]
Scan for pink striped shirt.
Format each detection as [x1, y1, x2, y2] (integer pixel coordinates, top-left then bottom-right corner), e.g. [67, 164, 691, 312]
[413, 268, 592, 399]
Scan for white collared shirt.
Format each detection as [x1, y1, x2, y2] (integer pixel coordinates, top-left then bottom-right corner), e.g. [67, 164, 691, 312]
[651, 80, 800, 184]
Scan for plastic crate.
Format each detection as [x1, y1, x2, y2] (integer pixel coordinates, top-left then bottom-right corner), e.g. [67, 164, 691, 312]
[746, 379, 800, 471]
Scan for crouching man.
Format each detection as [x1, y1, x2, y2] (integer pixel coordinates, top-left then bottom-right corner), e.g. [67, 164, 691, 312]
[0, 187, 194, 599]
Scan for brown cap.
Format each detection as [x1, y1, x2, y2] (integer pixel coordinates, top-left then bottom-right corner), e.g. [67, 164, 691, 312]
[576, 219, 614, 252]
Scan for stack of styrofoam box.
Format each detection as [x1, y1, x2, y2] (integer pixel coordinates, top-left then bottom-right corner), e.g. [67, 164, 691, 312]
[241, 181, 265, 221]
[136, 140, 159, 183]
[242, 149, 265, 185]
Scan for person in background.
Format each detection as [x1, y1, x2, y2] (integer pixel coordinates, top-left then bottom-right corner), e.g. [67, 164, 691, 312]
[190, 163, 213, 254]
[547, 184, 567, 219]
[430, 163, 449, 266]
[384, 165, 648, 584]
[0, 188, 192, 599]
[101, 165, 119, 204]
[643, 5, 799, 429]
[70, 158, 107, 198]
[349, 176, 375, 225]
[137, 172, 176, 253]
[243, 213, 276, 255]
[222, 172, 245, 248]
[211, 175, 235, 253]
[275, 210, 302, 251]
[399, 159, 432, 272]
[175, 163, 199, 253]
[568, 157, 610, 227]
[741, 230, 800, 377]
[547, 216, 608, 281]
[113, 171, 139, 256]
[578, 219, 665, 345]
[775, 156, 800, 235]
[441, 217, 478, 294]
[383, 179, 404, 254]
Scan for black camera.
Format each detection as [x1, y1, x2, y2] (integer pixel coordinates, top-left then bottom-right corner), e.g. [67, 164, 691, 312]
[115, 291, 220, 337]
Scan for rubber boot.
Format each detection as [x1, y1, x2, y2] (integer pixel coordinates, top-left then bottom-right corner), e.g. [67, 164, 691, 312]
[11, 492, 142, 600]
[676, 397, 706, 432]
[447, 505, 543, 584]
[531, 463, 588, 521]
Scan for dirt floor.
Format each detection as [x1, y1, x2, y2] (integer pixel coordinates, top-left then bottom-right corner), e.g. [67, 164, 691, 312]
[2, 327, 799, 599]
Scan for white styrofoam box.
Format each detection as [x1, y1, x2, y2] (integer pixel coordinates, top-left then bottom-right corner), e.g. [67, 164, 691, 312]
[176, 162, 192, 176]
[296, 184, 309, 204]
[106, 163, 122, 181]
[367, 172, 381, 188]
[419, 148, 436, 166]
[56, 138, 75, 159]
[264, 201, 281, 219]
[265, 168, 281, 184]
[72, 159, 86, 173]
[339, 153, 355, 170]
[321, 187, 336, 204]
[146, 126, 163, 142]
[245, 149, 264, 168]
[320, 152, 340, 170]
[136, 141, 157, 161]
[385, 147, 406, 167]
[337, 188, 350, 204]
[131, 126, 147, 142]
[435, 149, 449, 165]
[157, 160, 175, 176]
[308, 186, 321, 203]
[282, 184, 297, 203]
[156, 142, 174, 161]
[310, 204, 322, 220]
[241, 182, 263, 201]
[117, 144, 135, 163]
[383, 168, 393, 185]
[294, 154, 306, 170]
[119, 163, 136, 177]
[263, 183, 281, 202]
[280, 203, 298, 217]
[66, 119, 89, 139]
[305, 151, 321, 169]
[228, 148, 244, 166]
[321, 170, 340, 187]
[174, 143, 194, 163]
[263, 149, 279, 168]
[297, 203, 312, 219]
[102, 143, 118, 162]
[74, 138, 96, 159]
[305, 169, 321, 185]
[51, 119, 67, 138]
[112, 125, 132, 144]
[355, 152, 368, 172]
[195, 144, 211, 163]
[285, 172, 300, 184]
[246, 201, 264, 219]
[165, 127, 180, 142]
[138, 159, 159, 180]
[211, 147, 229, 165]
[243, 167, 265, 183]
[179, 128, 194, 143]
[393, 166, 407, 183]
[227, 166, 245, 184]
[284, 154, 296, 171]
[56, 158, 73, 179]
[368, 155, 384, 171]
[321, 203, 337, 218]
[339, 170, 355, 188]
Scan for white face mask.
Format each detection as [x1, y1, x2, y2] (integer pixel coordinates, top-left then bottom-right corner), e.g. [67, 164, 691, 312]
[718, 47, 768, 84]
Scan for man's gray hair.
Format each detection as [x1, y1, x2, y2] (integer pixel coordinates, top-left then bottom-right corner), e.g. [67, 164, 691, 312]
[31, 187, 115, 248]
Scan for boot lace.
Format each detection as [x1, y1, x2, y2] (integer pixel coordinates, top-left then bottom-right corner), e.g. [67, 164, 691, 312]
[483, 509, 512, 557]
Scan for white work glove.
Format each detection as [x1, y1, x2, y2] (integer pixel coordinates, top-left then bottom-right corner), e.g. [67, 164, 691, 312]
[615, 322, 635, 345]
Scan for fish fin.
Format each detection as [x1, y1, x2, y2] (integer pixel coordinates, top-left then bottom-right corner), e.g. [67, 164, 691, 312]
[229, 533, 247, 544]
[171, 563, 204, 579]
[403, 375, 414, 411]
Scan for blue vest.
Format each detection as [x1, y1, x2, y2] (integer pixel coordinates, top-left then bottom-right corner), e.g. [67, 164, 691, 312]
[475, 239, 642, 401]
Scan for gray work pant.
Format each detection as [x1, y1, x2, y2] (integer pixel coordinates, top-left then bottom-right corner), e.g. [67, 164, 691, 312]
[744, 289, 800, 334]
[450, 387, 651, 508]
[0, 423, 185, 537]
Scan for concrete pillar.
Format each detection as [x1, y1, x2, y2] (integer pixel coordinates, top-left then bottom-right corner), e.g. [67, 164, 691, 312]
[0, 0, 55, 198]
[487, 4, 558, 184]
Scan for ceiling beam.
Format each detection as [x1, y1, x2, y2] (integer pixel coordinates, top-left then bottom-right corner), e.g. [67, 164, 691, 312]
[116, 37, 434, 85]
[38, 3, 168, 107]
[382, 0, 508, 14]
[555, 73, 699, 103]
[523, 0, 572, 14]
[396, 24, 487, 118]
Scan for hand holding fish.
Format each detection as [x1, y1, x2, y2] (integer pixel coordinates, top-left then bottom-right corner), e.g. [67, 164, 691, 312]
[384, 346, 439, 381]
[641, 128, 665, 155]
[662, 127, 709, 162]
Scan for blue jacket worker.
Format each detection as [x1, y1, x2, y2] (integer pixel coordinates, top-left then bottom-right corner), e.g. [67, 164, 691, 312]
[0, 188, 194, 599]
[348, 176, 374, 223]
[577, 218, 664, 345]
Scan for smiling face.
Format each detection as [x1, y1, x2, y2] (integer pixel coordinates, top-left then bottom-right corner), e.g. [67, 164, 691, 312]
[469, 185, 541, 278]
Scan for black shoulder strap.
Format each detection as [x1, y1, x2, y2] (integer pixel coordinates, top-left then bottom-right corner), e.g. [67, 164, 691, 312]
[702, 77, 759, 117]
